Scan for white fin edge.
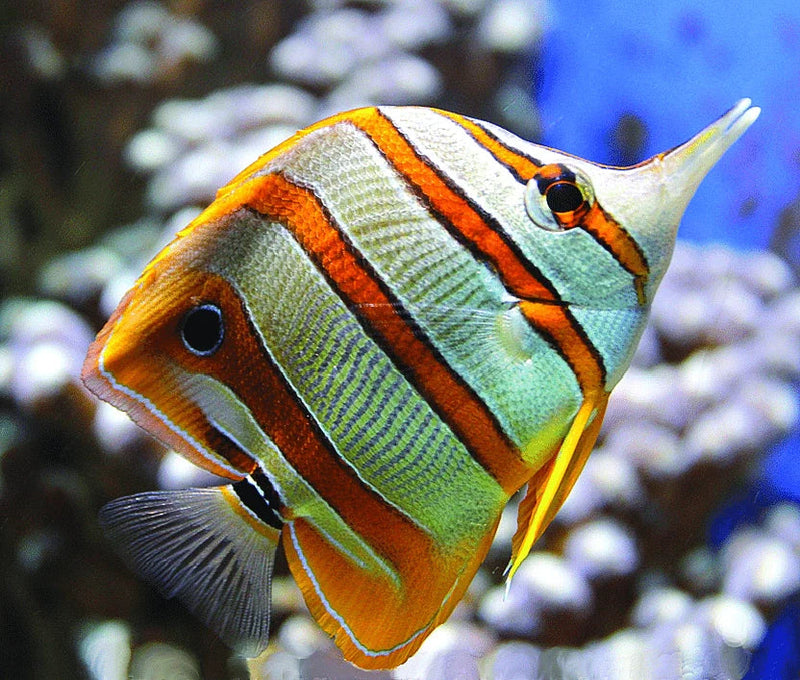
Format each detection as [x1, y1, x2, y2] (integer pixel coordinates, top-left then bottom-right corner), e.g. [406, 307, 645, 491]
[99, 486, 280, 657]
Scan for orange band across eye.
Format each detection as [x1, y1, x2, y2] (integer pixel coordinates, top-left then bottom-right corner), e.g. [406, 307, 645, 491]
[534, 165, 592, 229]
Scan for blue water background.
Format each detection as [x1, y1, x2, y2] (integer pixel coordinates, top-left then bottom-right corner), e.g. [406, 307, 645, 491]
[538, 2, 800, 676]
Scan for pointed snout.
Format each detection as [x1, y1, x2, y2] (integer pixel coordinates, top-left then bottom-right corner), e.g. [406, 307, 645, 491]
[588, 99, 760, 301]
[655, 98, 761, 220]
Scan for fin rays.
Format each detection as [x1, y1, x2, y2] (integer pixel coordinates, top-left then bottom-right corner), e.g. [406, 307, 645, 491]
[99, 486, 280, 657]
[506, 391, 609, 584]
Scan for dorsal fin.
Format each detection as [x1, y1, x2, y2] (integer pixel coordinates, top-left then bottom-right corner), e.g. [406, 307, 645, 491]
[282, 513, 501, 669]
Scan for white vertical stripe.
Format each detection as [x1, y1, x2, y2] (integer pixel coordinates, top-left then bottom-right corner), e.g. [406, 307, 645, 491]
[273, 118, 580, 460]
[380, 107, 640, 310]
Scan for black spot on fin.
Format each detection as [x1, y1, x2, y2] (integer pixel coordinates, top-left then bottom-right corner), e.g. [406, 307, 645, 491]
[99, 486, 281, 657]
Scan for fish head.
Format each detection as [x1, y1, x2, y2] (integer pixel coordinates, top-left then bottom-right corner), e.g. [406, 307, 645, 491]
[519, 99, 760, 307]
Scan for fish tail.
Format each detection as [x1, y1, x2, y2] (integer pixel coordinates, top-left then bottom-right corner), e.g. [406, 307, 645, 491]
[99, 480, 281, 657]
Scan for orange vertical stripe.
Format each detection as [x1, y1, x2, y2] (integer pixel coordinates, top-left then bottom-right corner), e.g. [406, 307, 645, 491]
[243, 173, 532, 494]
[436, 109, 542, 181]
[582, 204, 649, 303]
[441, 110, 650, 303]
[349, 109, 560, 303]
[518, 300, 605, 395]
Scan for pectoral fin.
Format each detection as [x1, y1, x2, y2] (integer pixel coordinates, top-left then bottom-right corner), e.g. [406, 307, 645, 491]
[99, 483, 281, 657]
[506, 391, 609, 585]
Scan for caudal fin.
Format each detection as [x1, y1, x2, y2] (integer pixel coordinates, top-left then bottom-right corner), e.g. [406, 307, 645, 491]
[99, 484, 281, 657]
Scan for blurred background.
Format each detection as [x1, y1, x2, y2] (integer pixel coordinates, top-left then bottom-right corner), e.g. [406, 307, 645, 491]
[1, 1, 799, 678]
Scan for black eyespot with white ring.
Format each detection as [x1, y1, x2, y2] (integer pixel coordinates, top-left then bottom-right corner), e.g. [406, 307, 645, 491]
[180, 303, 224, 356]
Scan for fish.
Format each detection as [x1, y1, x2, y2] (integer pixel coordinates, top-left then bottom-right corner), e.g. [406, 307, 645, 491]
[81, 99, 759, 669]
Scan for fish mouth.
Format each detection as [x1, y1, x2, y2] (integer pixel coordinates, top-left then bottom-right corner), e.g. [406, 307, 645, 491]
[657, 98, 761, 199]
[719, 98, 762, 138]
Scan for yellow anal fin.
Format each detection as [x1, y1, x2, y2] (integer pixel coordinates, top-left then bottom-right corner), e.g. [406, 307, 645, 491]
[506, 391, 609, 585]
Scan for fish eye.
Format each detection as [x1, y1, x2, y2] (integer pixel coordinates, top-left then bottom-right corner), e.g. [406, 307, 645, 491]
[181, 303, 224, 356]
[524, 164, 595, 232]
[545, 181, 585, 213]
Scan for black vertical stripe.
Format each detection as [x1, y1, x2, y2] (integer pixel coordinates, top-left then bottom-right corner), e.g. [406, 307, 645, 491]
[361, 110, 607, 387]
[233, 477, 284, 530]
